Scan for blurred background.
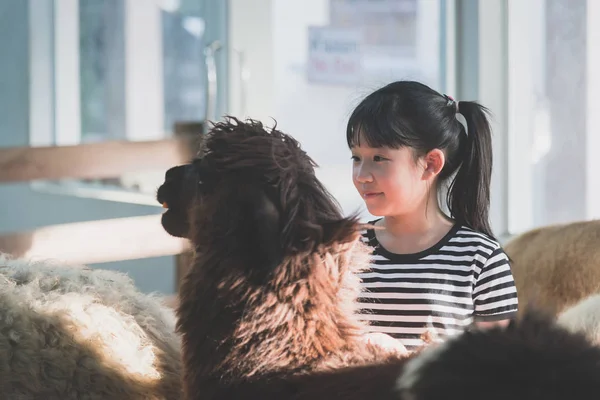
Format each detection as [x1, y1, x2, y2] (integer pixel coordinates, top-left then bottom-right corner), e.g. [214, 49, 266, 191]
[0, 0, 596, 296]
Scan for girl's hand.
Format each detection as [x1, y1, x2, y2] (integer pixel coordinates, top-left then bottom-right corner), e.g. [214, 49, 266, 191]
[363, 332, 409, 356]
[475, 319, 511, 329]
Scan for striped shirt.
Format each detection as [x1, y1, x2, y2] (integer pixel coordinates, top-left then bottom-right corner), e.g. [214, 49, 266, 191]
[357, 221, 518, 351]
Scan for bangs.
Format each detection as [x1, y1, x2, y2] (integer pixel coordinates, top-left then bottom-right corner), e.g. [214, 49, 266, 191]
[346, 96, 409, 149]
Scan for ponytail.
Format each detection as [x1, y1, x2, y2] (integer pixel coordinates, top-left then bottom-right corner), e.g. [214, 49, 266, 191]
[446, 101, 495, 239]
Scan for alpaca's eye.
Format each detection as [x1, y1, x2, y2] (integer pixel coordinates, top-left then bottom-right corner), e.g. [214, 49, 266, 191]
[198, 180, 203, 185]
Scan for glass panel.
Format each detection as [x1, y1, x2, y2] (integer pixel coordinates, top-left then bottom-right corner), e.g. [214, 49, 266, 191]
[162, 1, 209, 131]
[507, 0, 590, 232]
[34, 0, 227, 148]
[537, 0, 586, 225]
[79, 0, 126, 143]
[27, 0, 227, 200]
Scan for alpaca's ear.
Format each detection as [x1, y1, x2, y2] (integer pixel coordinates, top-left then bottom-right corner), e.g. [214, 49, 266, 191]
[242, 186, 283, 273]
[321, 217, 361, 247]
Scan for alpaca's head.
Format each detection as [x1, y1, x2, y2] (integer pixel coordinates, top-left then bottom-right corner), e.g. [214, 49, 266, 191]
[156, 162, 198, 239]
[157, 117, 362, 281]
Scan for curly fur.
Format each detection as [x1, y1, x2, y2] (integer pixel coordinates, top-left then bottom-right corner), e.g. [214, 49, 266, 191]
[157, 117, 410, 400]
[0, 253, 182, 399]
[396, 309, 600, 400]
[504, 219, 600, 315]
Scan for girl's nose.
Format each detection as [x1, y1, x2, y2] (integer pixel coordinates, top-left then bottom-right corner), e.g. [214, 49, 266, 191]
[354, 166, 374, 184]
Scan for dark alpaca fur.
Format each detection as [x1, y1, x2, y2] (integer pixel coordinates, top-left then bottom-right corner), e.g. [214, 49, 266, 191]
[157, 117, 409, 399]
[157, 117, 600, 400]
[206, 311, 600, 400]
[397, 310, 600, 400]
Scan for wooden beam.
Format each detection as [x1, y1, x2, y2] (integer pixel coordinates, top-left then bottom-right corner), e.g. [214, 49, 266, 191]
[0, 214, 190, 265]
[0, 136, 197, 183]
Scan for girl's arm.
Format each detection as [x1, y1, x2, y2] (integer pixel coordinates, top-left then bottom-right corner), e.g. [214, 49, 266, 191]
[475, 319, 511, 329]
[472, 246, 519, 325]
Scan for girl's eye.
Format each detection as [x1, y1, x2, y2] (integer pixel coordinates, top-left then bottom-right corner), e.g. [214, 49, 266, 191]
[351, 155, 360, 162]
[373, 155, 387, 162]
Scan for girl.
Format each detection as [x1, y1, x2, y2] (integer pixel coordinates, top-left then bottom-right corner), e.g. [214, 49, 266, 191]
[348, 81, 518, 352]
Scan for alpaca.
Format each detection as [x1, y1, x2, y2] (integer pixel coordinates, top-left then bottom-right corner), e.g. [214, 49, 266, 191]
[503, 219, 600, 315]
[557, 293, 600, 346]
[0, 253, 182, 399]
[156, 117, 411, 399]
[158, 117, 600, 400]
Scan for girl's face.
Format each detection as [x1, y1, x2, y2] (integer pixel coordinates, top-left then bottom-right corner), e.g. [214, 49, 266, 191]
[351, 144, 433, 217]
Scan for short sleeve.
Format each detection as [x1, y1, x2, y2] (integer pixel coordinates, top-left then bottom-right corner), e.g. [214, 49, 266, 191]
[472, 246, 519, 322]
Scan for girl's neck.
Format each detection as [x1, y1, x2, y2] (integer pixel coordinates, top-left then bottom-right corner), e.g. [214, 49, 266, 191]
[375, 196, 455, 255]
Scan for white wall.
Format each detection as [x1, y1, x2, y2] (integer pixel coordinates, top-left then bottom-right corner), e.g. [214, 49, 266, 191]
[229, 0, 442, 218]
[228, 0, 274, 122]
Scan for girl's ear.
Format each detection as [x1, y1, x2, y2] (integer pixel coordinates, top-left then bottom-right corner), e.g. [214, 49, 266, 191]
[422, 149, 445, 180]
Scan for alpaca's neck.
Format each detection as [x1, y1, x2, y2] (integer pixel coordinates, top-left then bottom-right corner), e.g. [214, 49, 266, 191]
[178, 243, 374, 384]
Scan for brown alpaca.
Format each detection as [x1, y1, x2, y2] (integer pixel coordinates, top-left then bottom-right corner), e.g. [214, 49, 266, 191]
[504, 219, 600, 315]
[157, 117, 411, 399]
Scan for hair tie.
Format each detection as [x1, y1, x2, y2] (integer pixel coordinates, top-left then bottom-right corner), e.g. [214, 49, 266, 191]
[444, 94, 460, 114]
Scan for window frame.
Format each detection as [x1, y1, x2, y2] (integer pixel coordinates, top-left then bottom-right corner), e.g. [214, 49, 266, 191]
[27, 0, 228, 205]
[453, 0, 510, 242]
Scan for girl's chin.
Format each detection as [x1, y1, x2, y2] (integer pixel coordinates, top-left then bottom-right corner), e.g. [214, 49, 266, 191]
[363, 203, 388, 217]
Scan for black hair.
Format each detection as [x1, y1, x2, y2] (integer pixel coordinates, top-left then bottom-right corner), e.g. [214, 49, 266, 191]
[346, 80, 495, 239]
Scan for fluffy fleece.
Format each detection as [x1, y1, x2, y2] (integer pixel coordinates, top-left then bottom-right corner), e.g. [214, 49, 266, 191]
[504, 219, 600, 315]
[0, 253, 182, 399]
[557, 293, 600, 346]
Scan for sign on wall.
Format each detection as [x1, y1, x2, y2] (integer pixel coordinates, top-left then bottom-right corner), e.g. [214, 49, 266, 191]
[307, 0, 420, 86]
[306, 26, 363, 85]
[330, 0, 417, 55]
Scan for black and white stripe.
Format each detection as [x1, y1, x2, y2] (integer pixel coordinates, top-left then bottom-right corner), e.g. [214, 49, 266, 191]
[357, 222, 518, 351]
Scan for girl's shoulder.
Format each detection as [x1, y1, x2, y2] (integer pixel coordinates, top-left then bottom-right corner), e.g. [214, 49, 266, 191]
[451, 224, 502, 251]
[358, 219, 503, 263]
